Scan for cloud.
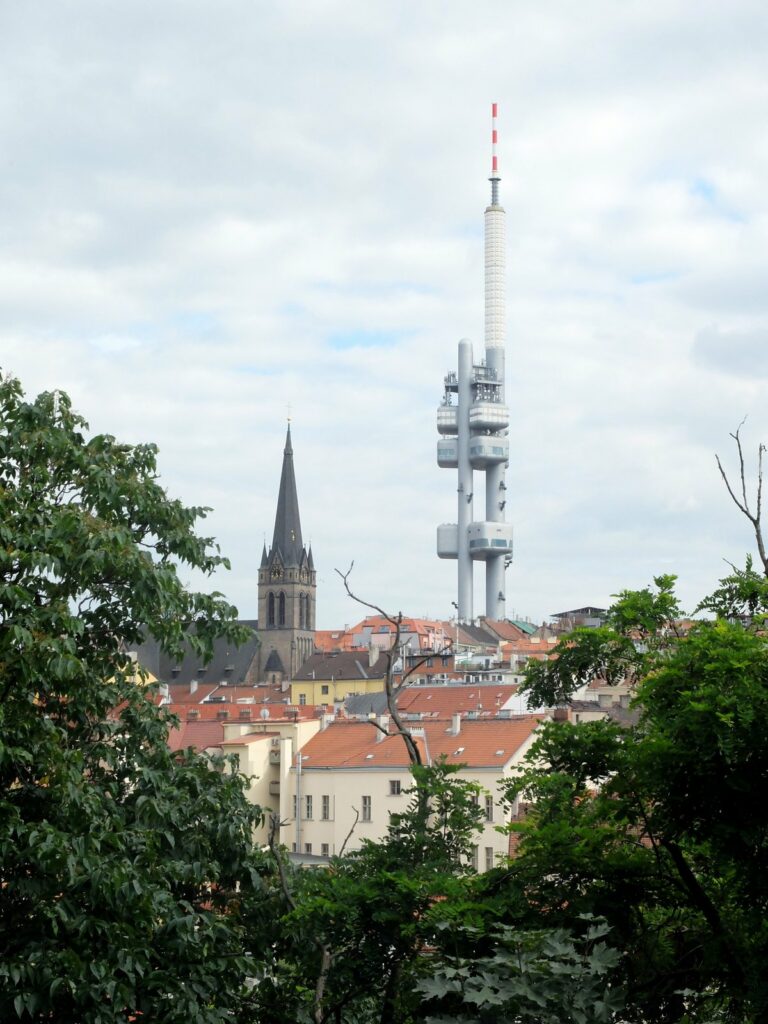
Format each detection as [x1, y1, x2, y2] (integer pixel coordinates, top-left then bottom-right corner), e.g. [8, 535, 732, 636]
[693, 326, 768, 378]
[1, 0, 768, 627]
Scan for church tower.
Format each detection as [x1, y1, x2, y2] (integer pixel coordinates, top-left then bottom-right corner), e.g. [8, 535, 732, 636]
[258, 425, 316, 680]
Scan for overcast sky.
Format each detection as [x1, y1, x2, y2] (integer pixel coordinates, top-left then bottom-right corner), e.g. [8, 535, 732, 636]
[2, 1, 767, 628]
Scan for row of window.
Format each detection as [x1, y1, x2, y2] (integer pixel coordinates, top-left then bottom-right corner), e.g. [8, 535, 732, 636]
[293, 842, 497, 869]
[266, 591, 313, 628]
[294, 785, 406, 823]
[293, 787, 495, 823]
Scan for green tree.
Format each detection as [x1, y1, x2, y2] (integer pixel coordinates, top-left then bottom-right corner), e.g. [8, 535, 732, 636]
[508, 570, 768, 1021]
[0, 375, 266, 1023]
[250, 760, 488, 1024]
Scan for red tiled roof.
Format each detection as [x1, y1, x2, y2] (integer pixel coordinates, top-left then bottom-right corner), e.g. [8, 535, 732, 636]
[314, 629, 358, 652]
[298, 716, 542, 770]
[481, 619, 531, 642]
[168, 719, 225, 753]
[221, 732, 279, 746]
[163, 702, 329, 722]
[396, 685, 518, 717]
[166, 682, 220, 704]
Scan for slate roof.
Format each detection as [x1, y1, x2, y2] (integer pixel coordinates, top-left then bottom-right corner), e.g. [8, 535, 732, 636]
[293, 651, 387, 683]
[344, 692, 390, 716]
[264, 649, 286, 674]
[440, 621, 499, 649]
[130, 621, 259, 686]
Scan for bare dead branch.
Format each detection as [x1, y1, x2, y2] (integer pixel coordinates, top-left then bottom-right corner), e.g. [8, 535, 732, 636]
[267, 813, 297, 911]
[336, 564, 422, 766]
[338, 806, 360, 857]
[716, 421, 768, 576]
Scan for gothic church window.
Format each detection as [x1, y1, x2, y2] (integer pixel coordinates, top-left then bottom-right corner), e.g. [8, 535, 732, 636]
[268, 592, 275, 627]
[278, 592, 286, 626]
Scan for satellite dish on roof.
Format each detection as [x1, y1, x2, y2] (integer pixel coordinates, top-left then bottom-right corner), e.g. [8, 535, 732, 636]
[260, 708, 270, 720]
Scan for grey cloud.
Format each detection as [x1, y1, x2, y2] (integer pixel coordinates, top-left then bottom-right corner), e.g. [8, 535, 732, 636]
[693, 326, 768, 378]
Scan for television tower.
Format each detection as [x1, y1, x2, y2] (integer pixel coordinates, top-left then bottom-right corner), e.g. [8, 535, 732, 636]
[437, 103, 513, 621]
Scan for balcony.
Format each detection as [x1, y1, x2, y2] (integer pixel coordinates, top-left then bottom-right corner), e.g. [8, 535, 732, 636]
[468, 402, 508, 431]
[437, 439, 458, 468]
[469, 437, 508, 468]
[467, 522, 513, 560]
[437, 523, 458, 559]
[269, 780, 280, 796]
[437, 405, 458, 435]
[269, 749, 281, 765]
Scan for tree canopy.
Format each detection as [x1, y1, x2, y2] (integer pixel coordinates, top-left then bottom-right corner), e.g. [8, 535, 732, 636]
[0, 375, 266, 1023]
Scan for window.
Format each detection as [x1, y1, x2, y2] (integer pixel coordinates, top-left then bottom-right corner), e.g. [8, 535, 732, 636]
[267, 592, 275, 627]
[321, 684, 329, 696]
[485, 846, 494, 871]
[299, 592, 306, 629]
[470, 845, 478, 870]
[305, 795, 313, 820]
[292, 795, 297, 819]
[278, 592, 286, 626]
[389, 780, 401, 796]
[304, 843, 312, 855]
[485, 796, 494, 823]
[291, 843, 296, 853]
[321, 843, 329, 857]
[362, 795, 372, 822]
[321, 795, 330, 820]
[299, 693, 307, 706]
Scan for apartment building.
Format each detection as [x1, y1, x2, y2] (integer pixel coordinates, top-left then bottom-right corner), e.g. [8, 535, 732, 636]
[286, 714, 543, 869]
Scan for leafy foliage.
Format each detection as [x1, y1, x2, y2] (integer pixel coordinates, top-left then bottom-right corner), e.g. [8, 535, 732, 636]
[420, 918, 623, 1024]
[0, 376, 266, 1023]
[509, 569, 768, 1021]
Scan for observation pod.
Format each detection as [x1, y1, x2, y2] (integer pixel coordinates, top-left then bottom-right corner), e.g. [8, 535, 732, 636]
[437, 405, 459, 435]
[467, 522, 514, 560]
[469, 436, 508, 468]
[468, 401, 509, 431]
[437, 523, 459, 559]
[437, 438, 459, 468]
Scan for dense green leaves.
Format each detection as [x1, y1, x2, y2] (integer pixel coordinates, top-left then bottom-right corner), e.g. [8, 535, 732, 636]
[511, 569, 768, 1021]
[0, 375, 265, 1023]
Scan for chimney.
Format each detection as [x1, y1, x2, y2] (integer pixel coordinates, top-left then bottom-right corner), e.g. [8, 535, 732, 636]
[190, 679, 198, 695]
[553, 707, 571, 722]
[320, 712, 334, 731]
[368, 643, 379, 667]
[451, 712, 461, 735]
[376, 713, 389, 741]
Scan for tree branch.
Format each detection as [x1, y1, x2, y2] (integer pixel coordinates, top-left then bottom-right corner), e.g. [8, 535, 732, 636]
[716, 421, 768, 576]
[336, 565, 422, 767]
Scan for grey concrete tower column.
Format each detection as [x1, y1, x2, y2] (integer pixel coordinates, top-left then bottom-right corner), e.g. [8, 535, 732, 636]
[457, 338, 474, 620]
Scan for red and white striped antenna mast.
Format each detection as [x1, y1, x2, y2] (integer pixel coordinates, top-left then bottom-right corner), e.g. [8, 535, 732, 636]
[490, 101, 501, 205]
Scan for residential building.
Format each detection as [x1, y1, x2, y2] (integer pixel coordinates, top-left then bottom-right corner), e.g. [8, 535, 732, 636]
[289, 714, 543, 866]
[290, 649, 387, 706]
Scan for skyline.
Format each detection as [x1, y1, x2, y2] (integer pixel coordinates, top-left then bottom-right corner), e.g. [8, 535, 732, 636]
[2, 2, 767, 627]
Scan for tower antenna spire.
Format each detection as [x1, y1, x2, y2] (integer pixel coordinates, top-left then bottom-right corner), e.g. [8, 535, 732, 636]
[490, 101, 500, 205]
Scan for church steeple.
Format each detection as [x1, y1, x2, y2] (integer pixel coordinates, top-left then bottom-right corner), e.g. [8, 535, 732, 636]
[271, 424, 304, 567]
[258, 425, 317, 681]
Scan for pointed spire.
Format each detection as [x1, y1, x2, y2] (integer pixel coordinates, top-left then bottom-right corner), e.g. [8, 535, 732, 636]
[270, 423, 304, 566]
[260, 542, 268, 568]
